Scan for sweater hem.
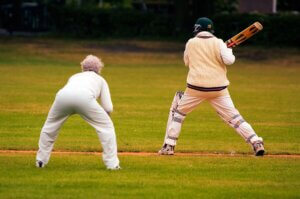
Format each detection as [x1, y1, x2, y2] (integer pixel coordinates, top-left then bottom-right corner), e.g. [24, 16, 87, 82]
[187, 83, 228, 92]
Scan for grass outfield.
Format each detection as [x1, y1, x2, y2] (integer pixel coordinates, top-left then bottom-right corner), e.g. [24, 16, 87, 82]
[0, 153, 299, 199]
[0, 38, 300, 198]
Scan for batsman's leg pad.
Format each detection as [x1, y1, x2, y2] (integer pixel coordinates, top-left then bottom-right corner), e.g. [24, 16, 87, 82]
[248, 136, 263, 144]
[222, 113, 260, 143]
[165, 110, 186, 146]
[228, 114, 245, 129]
[170, 91, 184, 111]
[163, 91, 184, 144]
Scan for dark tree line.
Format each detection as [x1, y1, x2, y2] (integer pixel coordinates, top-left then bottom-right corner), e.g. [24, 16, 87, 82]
[0, 0, 299, 36]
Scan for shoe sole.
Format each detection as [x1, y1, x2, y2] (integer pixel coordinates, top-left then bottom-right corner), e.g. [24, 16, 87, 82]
[107, 167, 121, 170]
[158, 151, 174, 155]
[255, 150, 265, 156]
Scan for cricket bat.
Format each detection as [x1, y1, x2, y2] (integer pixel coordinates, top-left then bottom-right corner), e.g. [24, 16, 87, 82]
[226, 22, 263, 48]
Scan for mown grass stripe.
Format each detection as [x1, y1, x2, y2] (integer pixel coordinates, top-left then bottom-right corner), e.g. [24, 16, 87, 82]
[1, 150, 299, 158]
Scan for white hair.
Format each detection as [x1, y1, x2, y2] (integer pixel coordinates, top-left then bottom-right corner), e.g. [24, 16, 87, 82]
[80, 55, 104, 74]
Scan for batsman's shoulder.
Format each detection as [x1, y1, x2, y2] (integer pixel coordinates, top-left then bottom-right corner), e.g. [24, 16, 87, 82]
[188, 37, 197, 42]
[217, 38, 229, 50]
[217, 38, 226, 44]
[186, 37, 198, 47]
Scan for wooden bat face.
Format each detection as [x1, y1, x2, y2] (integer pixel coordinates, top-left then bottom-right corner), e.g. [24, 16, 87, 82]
[226, 22, 263, 48]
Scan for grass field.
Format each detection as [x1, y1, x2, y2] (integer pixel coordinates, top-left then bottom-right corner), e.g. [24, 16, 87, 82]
[1, 153, 299, 199]
[0, 38, 299, 198]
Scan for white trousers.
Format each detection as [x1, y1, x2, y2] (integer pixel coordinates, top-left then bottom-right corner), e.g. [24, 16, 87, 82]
[164, 88, 262, 146]
[36, 89, 119, 169]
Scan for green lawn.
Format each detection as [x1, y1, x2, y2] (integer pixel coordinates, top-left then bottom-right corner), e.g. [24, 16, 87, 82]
[0, 38, 299, 198]
[0, 153, 299, 199]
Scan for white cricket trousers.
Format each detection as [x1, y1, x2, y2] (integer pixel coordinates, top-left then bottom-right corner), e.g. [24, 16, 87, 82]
[36, 89, 120, 168]
[164, 88, 262, 146]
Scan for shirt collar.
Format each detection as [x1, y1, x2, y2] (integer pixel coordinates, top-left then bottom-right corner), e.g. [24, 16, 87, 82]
[196, 31, 214, 37]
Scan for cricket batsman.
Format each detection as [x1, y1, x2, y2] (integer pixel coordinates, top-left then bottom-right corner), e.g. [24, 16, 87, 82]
[158, 17, 265, 156]
[36, 55, 121, 170]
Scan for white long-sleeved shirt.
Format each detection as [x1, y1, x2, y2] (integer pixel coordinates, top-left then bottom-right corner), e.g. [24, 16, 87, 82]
[183, 31, 235, 88]
[219, 39, 235, 65]
[60, 71, 113, 113]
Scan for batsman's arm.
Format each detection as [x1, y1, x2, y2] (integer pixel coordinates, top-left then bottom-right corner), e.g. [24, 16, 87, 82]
[183, 43, 189, 66]
[220, 40, 235, 65]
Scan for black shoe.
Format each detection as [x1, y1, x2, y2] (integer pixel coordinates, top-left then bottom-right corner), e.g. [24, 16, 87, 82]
[36, 160, 44, 168]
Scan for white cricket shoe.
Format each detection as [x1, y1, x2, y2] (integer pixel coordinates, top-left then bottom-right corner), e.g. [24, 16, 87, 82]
[107, 165, 121, 170]
[158, 144, 175, 155]
[252, 140, 265, 156]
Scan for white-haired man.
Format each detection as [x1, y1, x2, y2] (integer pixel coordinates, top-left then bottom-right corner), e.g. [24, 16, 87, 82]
[159, 17, 265, 156]
[36, 55, 120, 170]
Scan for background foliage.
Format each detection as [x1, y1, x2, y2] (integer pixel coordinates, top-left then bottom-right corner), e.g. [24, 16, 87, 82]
[0, 0, 299, 46]
[48, 6, 300, 46]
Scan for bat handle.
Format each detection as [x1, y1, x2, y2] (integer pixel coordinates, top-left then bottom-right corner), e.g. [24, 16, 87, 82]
[227, 41, 236, 48]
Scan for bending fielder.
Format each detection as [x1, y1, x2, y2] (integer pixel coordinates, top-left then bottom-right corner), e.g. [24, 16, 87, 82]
[158, 17, 265, 156]
[36, 55, 120, 169]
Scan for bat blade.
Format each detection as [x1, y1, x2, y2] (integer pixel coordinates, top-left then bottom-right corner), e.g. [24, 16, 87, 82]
[226, 22, 263, 48]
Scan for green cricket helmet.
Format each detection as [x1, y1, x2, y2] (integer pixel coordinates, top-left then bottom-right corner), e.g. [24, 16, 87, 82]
[193, 17, 214, 34]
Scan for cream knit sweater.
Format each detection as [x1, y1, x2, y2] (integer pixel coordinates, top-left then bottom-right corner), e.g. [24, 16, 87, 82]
[184, 31, 235, 88]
